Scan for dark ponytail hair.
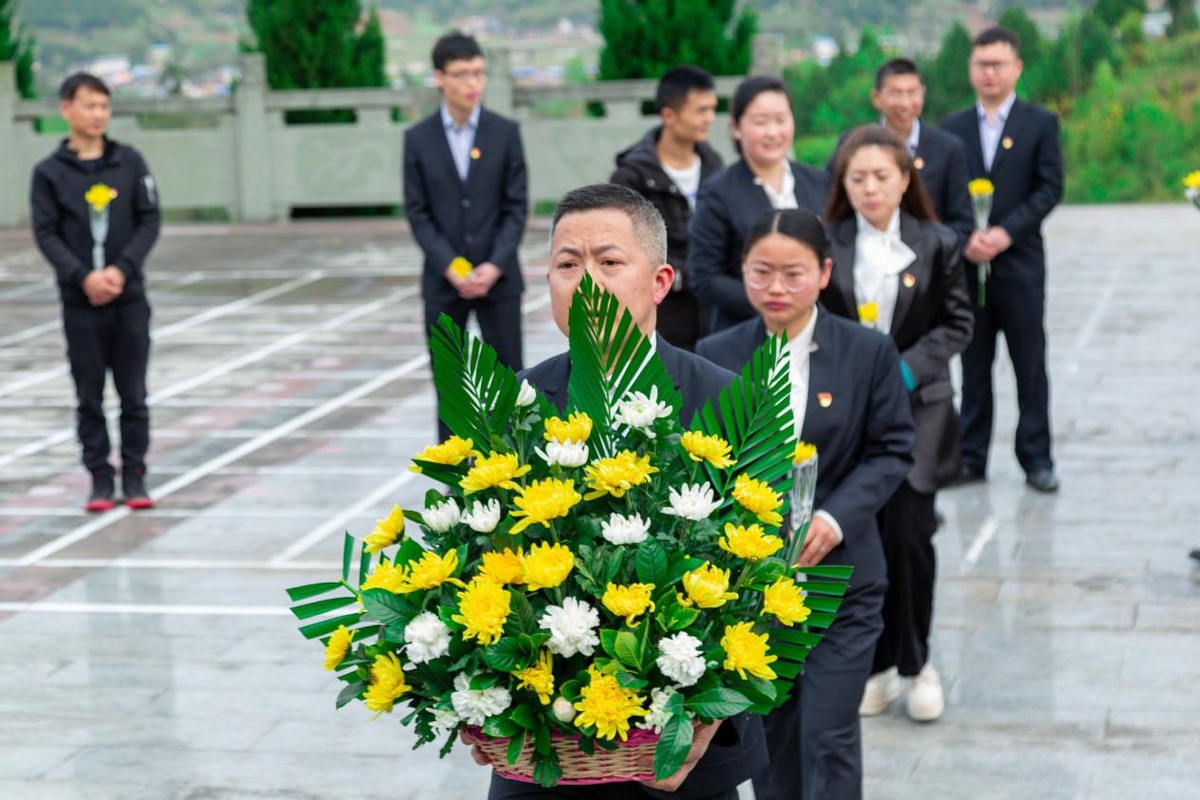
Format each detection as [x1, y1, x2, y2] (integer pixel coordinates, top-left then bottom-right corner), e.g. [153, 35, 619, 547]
[825, 125, 938, 224]
[742, 208, 831, 263]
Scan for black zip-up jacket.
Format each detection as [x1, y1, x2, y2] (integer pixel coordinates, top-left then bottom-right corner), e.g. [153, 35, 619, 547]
[610, 127, 723, 282]
[31, 137, 161, 308]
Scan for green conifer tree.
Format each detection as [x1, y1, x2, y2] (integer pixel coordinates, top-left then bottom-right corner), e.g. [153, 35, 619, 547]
[0, 0, 36, 98]
[919, 22, 973, 122]
[597, 0, 756, 80]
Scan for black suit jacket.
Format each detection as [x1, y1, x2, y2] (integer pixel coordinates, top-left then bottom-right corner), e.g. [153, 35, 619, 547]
[688, 159, 830, 332]
[826, 122, 974, 242]
[941, 99, 1064, 286]
[508, 335, 767, 799]
[402, 107, 528, 302]
[823, 214, 973, 493]
[696, 312, 914, 586]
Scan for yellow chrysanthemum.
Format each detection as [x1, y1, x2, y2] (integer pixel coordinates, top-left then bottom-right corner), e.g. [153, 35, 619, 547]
[509, 478, 583, 534]
[544, 411, 593, 444]
[792, 441, 817, 464]
[449, 256, 473, 278]
[582, 450, 658, 501]
[680, 431, 737, 469]
[452, 578, 511, 645]
[409, 436, 479, 472]
[573, 666, 647, 740]
[459, 451, 532, 494]
[678, 562, 738, 609]
[720, 622, 778, 681]
[398, 550, 466, 593]
[478, 548, 525, 586]
[857, 301, 879, 325]
[761, 577, 812, 626]
[360, 559, 405, 593]
[363, 652, 411, 713]
[85, 183, 118, 212]
[514, 649, 555, 704]
[1185, 170, 1200, 190]
[520, 542, 575, 591]
[323, 625, 354, 671]
[967, 178, 995, 196]
[602, 582, 656, 627]
[719, 522, 784, 562]
[364, 504, 406, 554]
[732, 473, 783, 527]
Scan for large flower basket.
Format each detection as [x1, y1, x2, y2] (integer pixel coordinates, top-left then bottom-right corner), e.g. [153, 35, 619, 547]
[287, 274, 853, 787]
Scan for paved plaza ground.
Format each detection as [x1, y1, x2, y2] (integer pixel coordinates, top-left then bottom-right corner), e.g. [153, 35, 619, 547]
[0, 204, 1197, 799]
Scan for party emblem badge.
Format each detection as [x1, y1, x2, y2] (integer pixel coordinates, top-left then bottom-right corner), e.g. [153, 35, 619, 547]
[913, 156, 925, 170]
[817, 392, 833, 408]
[902, 272, 916, 288]
[470, 147, 482, 160]
[1001, 136, 1014, 150]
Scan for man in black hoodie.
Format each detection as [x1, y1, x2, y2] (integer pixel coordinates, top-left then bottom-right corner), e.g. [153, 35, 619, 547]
[611, 66, 724, 351]
[30, 73, 161, 512]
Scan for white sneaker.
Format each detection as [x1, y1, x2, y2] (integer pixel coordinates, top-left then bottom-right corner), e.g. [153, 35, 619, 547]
[906, 664, 945, 722]
[858, 667, 901, 716]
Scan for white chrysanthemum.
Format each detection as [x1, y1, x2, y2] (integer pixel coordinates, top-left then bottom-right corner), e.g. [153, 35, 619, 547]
[661, 483, 723, 521]
[460, 498, 501, 533]
[613, 385, 673, 435]
[403, 611, 451, 665]
[638, 687, 689, 734]
[451, 673, 512, 726]
[428, 706, 461, 733]
[534, 439, 589, 468]
[516, 379, 537, 408]
[656, 631, 707, 687]
[600, 512, 651, 545]
[539, 597, 601, 658]
[423, 498, 460, 533]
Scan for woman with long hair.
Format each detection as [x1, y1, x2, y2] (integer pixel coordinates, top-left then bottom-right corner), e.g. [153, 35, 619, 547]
[696, 208, 915, 800]
[823, 124, 973, 723]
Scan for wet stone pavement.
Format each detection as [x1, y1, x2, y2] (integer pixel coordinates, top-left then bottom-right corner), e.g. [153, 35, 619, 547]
[0, 205, 1197, 799]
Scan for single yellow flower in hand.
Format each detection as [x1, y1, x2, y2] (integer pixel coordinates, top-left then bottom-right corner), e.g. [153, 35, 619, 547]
[85, 183, 118, 212]
[410, 435, 478, 472]
[602, 582, 656, 627]
[544, 411, 593, 444]
[509, 478, 582, 534]
[792, 441, 817, 464]
[449, 256, 473, 278]
[521, 542, 575, 591]
[323, 624, 355, 670]
[459, 451, 532, 494]
[679, 562, 737, 609]
[364, 504, 405, 553]
[719, 522, 783, 561]
[680, 431, 737, 469]
[720, 621, 778, 680]
[732, 473, 783, 527]
[968, 178, 995, 196]
[761, 577, 812, 626]
[857, 301, 879, 325]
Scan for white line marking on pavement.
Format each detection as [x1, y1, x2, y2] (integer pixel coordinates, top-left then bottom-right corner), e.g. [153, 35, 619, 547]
[1072, 264, 1120, 353]
[0, 601, 290, 617]
[0, 557, 339, 570]
[963, 516, 999, 567]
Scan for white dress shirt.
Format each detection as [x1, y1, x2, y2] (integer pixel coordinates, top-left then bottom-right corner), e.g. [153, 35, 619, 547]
[880, 117, 921, 156]
[441, 103, 481, 181]
[852, 210, 916, 335]
[755, 164, 799, 210]
[976, 93, 1016, 172]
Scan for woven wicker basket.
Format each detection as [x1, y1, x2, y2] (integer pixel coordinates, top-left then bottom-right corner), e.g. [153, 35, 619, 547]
[466, 725, 660, 785]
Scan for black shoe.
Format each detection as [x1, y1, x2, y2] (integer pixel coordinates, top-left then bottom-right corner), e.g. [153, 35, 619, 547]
[122, 469, 156, 510]
[85, 473, 116, 512]
[1025, 469, 1060, 493]
[1188, 549, 1200, 563]
[950, 465, 986, 487]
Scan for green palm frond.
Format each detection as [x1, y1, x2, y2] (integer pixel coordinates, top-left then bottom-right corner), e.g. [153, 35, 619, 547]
[566, 273, 680, 458]
[697, 333, 794, 495]
[429, 313, 521, 451]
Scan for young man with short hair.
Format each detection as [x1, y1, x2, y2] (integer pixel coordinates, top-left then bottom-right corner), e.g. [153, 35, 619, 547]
[403, 32, 528, 440]
[31, 72, 161, 511]
[611, 65, 724, 351]
[941, 27, 1064, 493]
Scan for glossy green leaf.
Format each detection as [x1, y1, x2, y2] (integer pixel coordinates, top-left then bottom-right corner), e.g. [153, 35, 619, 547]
[654, 712, 694, 781]
[291, 594, 357, 620]
[684, 687, 753, 719]
[286, 581, 343, 602]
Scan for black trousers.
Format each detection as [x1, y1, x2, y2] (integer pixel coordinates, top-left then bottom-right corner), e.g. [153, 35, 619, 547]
[872, 483, 938, 677]
[488, 777, 737, 800]
[62, 299, 151, 479]
[959, 276, 1053, 474]
[655, 287, 708, 353]
[751, 579, 887, 800]
[424, 292, 523, 443]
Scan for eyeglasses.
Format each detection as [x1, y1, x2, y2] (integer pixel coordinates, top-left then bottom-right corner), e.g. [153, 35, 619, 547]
[970, 60, 1014, 73]
[444, 69, 487, 83]
[744, 266, 811, 293]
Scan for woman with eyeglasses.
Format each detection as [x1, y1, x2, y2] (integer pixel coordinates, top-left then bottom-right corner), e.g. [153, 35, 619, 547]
[696, 208, 915, 800]
[687, 76, 829, 335]
[823, 125, 973, 725]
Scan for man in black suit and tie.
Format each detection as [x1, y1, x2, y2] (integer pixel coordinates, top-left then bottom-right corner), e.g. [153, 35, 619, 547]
[827, 58, 974, 243]
[466, 184, 767, 800]
[942, 26, 1063, 492]
[404, 31, 528, 440]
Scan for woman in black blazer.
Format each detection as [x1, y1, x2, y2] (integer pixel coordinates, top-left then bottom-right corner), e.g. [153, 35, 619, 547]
[696, 210, 914, 800]
[822, 125, 973, 723]
[688, 77, 829, 334]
